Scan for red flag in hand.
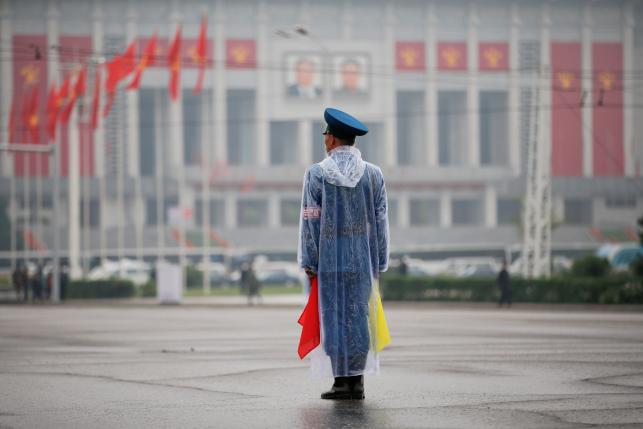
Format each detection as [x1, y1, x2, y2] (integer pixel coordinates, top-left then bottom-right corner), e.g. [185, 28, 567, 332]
[298, 276, 320, 359]
[168, 26, 182, 101]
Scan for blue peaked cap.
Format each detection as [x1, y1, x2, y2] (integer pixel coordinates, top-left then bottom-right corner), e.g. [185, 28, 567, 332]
[324, 108, 368, 139]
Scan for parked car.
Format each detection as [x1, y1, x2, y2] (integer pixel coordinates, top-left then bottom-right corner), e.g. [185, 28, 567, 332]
[254, 261, 302, 286]
[597, 244, 643, 271]
[88, 258, 151, 286]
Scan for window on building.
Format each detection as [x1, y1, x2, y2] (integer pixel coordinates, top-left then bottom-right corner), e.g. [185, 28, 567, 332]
[410, 199, 440, 226]
[605, 195, 637, 209]
[497, 198, 521, 225]
[183, 90, 211, 167]
[397, 91, 425, 166]
[564, 199, 593, 225]
[311, 120, 326, 162]
[358, 122, 384, 166]
[146, 199, 158, 226]
[280, 199, 300, 226]
[227, 89, 256, 165]
[79, 200, 100, 228]
[139, 88, 157, 177]
[452, 198, 483, 225]
[194, 199, 225, 227]
[480, 91, 508, 166]
[270, 121, 298, 165]
[438, 91, 467, 166]
[237, 200, 268, 227]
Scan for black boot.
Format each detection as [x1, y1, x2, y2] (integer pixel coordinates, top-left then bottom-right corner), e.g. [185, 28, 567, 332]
[321, 376, 364, 400]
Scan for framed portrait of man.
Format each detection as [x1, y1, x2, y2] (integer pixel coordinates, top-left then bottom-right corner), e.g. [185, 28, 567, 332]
[284, 53, 323, 100]
[332, 54, 370, 98]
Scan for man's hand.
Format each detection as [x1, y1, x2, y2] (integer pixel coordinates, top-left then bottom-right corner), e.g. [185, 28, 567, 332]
[304, 268, 316, 279]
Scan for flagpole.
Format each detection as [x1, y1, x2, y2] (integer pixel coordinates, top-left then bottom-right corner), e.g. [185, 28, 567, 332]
[83, 94, 91, 276]
[68, 93, 81, 280]
[155, 89, 164, 265]
[200, 91, 210, 294]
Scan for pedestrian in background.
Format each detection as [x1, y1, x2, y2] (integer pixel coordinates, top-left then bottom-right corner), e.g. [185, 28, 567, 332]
[498, 259, 512, 307]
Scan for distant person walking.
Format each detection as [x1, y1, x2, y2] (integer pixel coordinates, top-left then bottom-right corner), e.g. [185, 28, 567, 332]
[12, 264, 23, 302]
[20, 265, 29, 302]
[241, 260, 261, 305]
[497, 259, 512, 307]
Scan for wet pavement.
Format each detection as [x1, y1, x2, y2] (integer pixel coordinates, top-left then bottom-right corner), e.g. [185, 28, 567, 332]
[1, 303, 642, 428]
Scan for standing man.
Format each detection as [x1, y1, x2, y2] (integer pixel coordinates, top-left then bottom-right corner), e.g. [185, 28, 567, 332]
[497, 259, 512, 307]
[298, 108, 390, 400]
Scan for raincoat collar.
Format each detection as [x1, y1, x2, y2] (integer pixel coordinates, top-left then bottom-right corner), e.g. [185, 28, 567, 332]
[319, 145, 366, 188]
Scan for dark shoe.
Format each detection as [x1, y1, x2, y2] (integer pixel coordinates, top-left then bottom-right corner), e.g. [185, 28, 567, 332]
[321, 376, 364, 400]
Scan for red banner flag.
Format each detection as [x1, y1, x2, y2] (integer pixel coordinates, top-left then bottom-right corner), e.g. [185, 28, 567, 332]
[193, 17, 208, 94]
[437, 42, 467, 71]
[479, 42, 508, 71]
[593, 42, 623, 176]
[128, 33, 158, 91]
[103, 41, 137, 118]
[46, 84, 59, 141]
[168, 26, 182, 101]
[298, 276, 320, 359]
[22, 87, 40, 144]
[551, 42, 583, 176]
[91, 68, 101, 130]
[396, 41, 425, 71]
[74, 66, 87, 98]
[226, 39, 256, 69]
[8, 94, 17, 144]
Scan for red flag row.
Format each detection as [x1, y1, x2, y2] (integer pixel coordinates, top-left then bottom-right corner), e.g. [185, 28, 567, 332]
[7, 18, 209, 148]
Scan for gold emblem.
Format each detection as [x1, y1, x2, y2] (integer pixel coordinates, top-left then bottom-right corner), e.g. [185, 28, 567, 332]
[598, 72, 615, 90]
[483, 47, 503, 68]
[21, 64, 39, 86]
[230, 44, 250, 65]
[29, 114, 38, 127]
[400, 47, 419, 67]
[557, 71, 574, 90]
[441, 47, 461, 68]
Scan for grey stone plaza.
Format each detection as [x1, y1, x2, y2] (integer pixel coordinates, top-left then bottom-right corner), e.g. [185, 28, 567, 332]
[1, 302, 642, 428]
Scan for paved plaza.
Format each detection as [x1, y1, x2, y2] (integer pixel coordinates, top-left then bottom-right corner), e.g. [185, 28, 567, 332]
[1, 302, 642, 428]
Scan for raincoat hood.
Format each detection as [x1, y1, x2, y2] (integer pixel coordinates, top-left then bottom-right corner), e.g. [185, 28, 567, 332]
[319, 145, 366, 188]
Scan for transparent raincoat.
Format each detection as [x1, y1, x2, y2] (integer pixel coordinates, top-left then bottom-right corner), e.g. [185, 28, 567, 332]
[298, 145, 390, 377]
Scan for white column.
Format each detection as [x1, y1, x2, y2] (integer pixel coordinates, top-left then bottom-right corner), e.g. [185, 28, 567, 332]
[68, 106, 81, 279]
[540, 3, 552, 181]
[255, 1, 269, 166]
[384, 2, 397, 168]
[581, 3, 593, 177]
[623, 2, 635, 177]
[425, 1, 438, 167]
[213, 0, 227, 164]
[169, 1, 186, 289]
[484, 186, 497, 228]
[126, 2, 143, 262]
[299, 119, 312, 166]
[0, 0, 12, 175]
[467, 2, 480, 167]
[397, 192, 410, 228]
[126, 5, 140, 179]
[225, 194, 237, 229]
[509, 3, 521, 175]
[440, 193, 452, 227]
[268, 193, 279, 228]
[93, 0, 107, 262]
[341, 0, 352, 40]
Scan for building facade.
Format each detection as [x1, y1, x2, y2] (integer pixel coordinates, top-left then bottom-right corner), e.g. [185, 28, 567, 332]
[1, 0, 642, 270]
